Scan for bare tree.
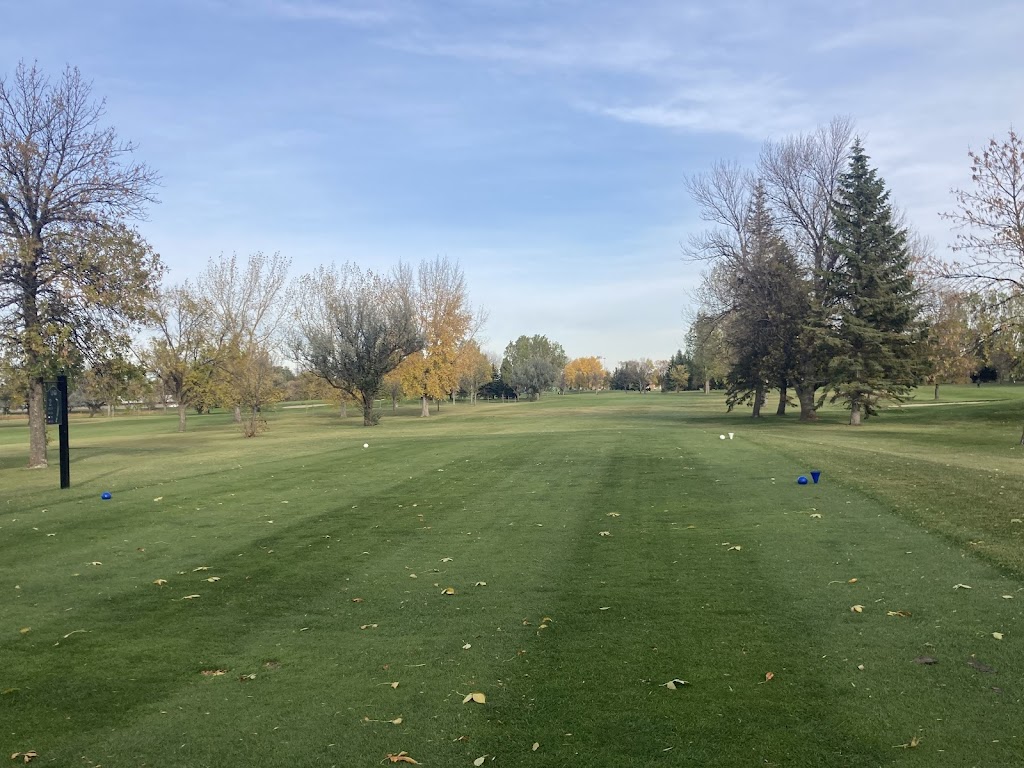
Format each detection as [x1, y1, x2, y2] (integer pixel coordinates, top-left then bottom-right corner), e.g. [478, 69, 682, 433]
[940, 128, 1024, 442]
[0, 62, 160, 466]
[292, 263, 422, 426]
[201, 251, 290, 426]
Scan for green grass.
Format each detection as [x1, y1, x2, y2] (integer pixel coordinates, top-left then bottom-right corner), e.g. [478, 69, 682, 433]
[1, 388, 1023, 766]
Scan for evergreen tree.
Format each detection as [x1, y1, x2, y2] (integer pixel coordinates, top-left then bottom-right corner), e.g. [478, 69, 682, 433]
[825, 142, 926, 425]
[724, 183, 808, 417]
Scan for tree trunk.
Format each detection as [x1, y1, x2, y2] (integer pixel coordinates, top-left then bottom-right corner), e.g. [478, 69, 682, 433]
[177, 403, 187, 432]
[420, 396, 429, 417]
[752, 383, 764, 418]
[107, 403, 114, 418]
[776, 385, 787, 415]
[796, 383, 818, 421]
[934, 383, 940, 400]
[849, 401, 862, 426]
[391, 395, 398, 414]
[27, 377, 48, 468]
[703, 379, 710, 395]
[340, 401, 347, 418]
[361, 392, 376, 426]
[234, 405, 242, 423]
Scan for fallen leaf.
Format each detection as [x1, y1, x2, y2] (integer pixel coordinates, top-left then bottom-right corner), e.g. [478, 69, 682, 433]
[390, 717, 403, 725]
[473, 757, 487, 767]
[205, 576, 220, 582]
[462, 643, 472, 650]
[913, 656, 938, 665]
[606, 512, 620, 517]
[352, 597, 364, 603]
[239, 673, 256, 681]
[809, 513, 822, 519]
[409, 574, 417, 579]
[727, 545, 742, 551]
[391, 681, 400, 689]
[1002, 595, 1014, 599]
[599, 606, 611, 611]
[474, 581, 487, 587]
[848, 578, 858, 583]
[153, 579, 168, 586]
[201, 669, 227, 676]
[88, 561, 102, 566]
[10, 752, 38, 764]
[192, 566, 209, 572]
[532, 742, 540, 751]
[887, 610, 912, 617]
[857, 664, 865, 671]
[598, 531, 611, 537]
[360, 624, 379, 630]
[895, 735, 921, 749]
[385, 752, 419, 764]
[182, 594, 201, 600]
[18, 627, 30, 635]
[850, 605, 864, 613]
[441, 587, 456, 595]
[663, 678, 688, 689]
[153, 496, 163, 501]
[953, 584, 972, 590]
[992, 632, 1004, 640]
[764, 672, 775, 682]
[462, 692, 486, 704]
[441, 557, 454, 562]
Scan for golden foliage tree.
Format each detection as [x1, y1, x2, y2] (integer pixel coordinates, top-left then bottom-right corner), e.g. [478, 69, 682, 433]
[563, 356, 607, 390]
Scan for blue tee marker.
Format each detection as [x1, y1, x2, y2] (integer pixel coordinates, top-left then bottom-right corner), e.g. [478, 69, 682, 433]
[101, 491, 112, 500]
[797, 476, 808, 485]
[811, 471, 821, 484]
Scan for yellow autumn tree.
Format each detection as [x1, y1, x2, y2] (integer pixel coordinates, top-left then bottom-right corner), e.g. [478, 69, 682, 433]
[456, 340, 493, 404]
[398, 257, 481, 416]
[563, 356, 607, 391]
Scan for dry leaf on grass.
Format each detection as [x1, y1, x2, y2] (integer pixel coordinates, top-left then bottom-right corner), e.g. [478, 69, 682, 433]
[532, 742, 540, 751]
[606, 513, 620, 517]
[850, 605, 864, 613]
[967, 658, 996, 673]
[953, 584, 971, 590]
[201, 669, 227, 676]
[441, 587, 456, 595]
[992, 632, 1004, 640]
[153, 579, 168, 586]
[10, 752, 38, 764]
[441, 557, 454, 562]
[727, 545, 742, 551]
[18, 627, 30, 635]
[809, 513, 822, 519]
[462, 692, 486, 704]
[192, 566, 209, 572]
[662, 678, 688, 689]
[360, 624, 379, 630]
[894, 735, 921, 749]
[474, 581, 487, 587]
[205, 577, 220, 583]
[385, 752, 419, 764]
[848, 578, 858, 583]
[764, 672, 775, 682]
[598, 531, 611, 537]
[239, 673, 256, 681]
[182, 595, 201, 600]
[391, 681, 400, 689]
[352, 597, 364, 603]
[462, 643, 472, 650]
[88, 561, 102, 566]
[887, 610, 912, 618]
[473, 757, 487, 766]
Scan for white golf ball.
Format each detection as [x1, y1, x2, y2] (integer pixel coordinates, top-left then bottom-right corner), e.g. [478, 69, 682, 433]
[363, 443, 369, 449]
[719, 434, 725, 440]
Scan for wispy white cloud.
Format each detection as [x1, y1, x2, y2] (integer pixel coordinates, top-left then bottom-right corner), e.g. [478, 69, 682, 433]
[231, 0, 403, 25]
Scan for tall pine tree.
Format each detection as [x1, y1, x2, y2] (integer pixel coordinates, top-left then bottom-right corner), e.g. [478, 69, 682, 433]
[724, 182, 808, 417]
[825, 142, 926, 425]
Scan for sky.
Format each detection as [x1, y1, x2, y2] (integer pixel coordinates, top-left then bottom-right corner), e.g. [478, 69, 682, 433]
[3, 0, 1023, 367]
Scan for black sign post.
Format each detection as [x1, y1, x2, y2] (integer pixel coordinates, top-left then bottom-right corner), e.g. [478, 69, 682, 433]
[45, 376, 70, 488]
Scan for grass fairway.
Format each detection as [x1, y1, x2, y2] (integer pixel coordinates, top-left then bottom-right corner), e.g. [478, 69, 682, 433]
[1, 389, 1022, 767]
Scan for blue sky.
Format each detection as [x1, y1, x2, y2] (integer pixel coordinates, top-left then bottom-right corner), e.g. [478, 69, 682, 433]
[3, 0, 1023, 366]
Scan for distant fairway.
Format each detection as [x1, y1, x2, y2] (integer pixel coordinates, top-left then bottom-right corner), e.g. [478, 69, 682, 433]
[1, 387, 1022, 767]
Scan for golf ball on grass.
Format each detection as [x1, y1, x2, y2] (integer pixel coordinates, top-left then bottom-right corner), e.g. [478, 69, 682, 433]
[363, 443, 369, 449]
[719, 434, 725, 440]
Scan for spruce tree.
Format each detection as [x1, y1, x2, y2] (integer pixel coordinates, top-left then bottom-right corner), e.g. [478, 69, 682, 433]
[724, 183, 808, 417]
[825, 142, 926, 425]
